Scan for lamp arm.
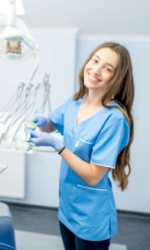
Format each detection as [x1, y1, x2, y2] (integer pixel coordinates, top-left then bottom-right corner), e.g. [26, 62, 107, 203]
[0, 16, 6, 26]
[7, 0, 16, 26]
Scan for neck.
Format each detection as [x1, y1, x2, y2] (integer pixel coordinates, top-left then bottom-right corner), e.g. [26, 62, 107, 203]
[84, 89, 112, 107]
[84, 90, 104, 107]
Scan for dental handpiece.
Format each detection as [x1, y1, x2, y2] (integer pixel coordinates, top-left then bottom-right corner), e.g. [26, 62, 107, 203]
[25, 122, 37, 142]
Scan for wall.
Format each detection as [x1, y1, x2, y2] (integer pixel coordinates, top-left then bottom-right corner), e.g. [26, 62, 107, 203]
[0, 30, 150, 213]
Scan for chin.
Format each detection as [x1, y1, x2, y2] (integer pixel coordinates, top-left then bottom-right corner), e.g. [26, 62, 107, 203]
[84, 83, 102, 90]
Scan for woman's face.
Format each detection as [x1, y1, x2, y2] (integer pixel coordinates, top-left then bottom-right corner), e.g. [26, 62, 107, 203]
[84, 47, 119, 91]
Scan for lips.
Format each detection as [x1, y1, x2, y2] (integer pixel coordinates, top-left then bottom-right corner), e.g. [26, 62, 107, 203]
[88, 73, 101, 82]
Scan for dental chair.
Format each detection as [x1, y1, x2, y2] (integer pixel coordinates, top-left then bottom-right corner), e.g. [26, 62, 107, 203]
[0, 202, 16, 250]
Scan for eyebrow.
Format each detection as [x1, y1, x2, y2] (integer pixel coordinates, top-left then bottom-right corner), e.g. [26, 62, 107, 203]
[94, 54, 116, 70]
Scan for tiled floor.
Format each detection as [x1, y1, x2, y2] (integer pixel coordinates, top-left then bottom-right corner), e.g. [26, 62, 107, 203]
[15, 230, 127, 250]
[8, 204, 150, 250]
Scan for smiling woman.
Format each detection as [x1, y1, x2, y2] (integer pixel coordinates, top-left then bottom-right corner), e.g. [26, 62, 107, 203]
[83, 47, 119, 96]
[75, 41, 134, 189]
[25, 41, 134, 250]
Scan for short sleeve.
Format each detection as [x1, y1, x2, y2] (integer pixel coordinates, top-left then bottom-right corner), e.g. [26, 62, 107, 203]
[90, 116, 130, 169]
[48, 97, 71, 135]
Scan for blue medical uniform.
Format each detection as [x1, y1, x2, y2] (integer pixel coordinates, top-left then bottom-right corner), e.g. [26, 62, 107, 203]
[48, 96, 130, 241]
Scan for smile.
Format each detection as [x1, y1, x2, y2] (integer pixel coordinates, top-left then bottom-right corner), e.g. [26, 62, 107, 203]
[88, 73, 101, 82]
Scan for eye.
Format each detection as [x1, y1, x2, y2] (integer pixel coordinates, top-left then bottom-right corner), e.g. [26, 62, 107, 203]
[105, 67, 112, 72]
[91, 57, 98, 63]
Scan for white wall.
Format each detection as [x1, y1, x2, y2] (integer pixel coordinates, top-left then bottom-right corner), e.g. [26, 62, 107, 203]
[21, 0, 150, 35]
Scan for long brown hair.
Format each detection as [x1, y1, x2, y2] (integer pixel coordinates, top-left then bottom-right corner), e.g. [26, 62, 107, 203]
[73, 42, 134, 191]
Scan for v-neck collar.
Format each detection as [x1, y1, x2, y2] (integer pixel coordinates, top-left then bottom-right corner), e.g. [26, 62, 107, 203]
[75, 98, 104, 126]
[75, 97, 117, 126]
[76, 106, 104, 126]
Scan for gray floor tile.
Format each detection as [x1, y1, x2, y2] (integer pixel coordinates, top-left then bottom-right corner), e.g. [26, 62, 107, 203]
[15, 231, 127, 250]
[8, 204, 150, 250]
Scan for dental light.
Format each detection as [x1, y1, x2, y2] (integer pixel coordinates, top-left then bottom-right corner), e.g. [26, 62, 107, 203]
[0, 0, 39, 81]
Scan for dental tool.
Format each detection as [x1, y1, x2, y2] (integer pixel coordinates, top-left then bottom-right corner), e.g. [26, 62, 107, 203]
[25, 121, 37, 142]
[0, 74, 52, 151]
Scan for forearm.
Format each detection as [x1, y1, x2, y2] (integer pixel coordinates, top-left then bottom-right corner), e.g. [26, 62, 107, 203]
[60, 147, 107, 186]
[39, 119, 55, 133]
[30, 122, 107, 184]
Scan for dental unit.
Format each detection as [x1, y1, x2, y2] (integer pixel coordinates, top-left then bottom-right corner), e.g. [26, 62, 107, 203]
[0, 0, 62, 152]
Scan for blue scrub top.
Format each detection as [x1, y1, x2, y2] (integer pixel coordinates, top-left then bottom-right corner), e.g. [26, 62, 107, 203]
[48, 96, 130, 241]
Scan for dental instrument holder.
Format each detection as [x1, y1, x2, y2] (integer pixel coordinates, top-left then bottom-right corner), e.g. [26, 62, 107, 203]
[0, 164, 8, 174]
[25, 122, 37, 142]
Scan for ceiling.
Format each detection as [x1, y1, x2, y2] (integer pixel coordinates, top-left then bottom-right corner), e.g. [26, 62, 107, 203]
[20, 0, 150, 35]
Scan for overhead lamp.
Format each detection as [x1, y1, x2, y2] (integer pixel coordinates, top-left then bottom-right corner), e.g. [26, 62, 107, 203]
[0, 0, 39, 81]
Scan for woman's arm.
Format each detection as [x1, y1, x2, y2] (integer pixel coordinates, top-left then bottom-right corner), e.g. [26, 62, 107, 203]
[29, 128, 108, 185]
[60, 148, 108, 186]
[39, 118, 56, 133]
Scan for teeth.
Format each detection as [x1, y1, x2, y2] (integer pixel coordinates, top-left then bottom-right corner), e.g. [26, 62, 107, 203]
[89, 74, 99, 81]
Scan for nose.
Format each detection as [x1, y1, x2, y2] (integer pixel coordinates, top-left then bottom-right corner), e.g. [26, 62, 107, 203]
[92, 64, 101, 75]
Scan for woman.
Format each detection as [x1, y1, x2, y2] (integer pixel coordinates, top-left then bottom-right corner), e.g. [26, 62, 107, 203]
[25, 42, 134, 250]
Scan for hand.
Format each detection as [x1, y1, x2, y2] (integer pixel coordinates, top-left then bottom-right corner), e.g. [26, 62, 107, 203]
[29, 130, 64, 152]
[25, 114, 48, 127]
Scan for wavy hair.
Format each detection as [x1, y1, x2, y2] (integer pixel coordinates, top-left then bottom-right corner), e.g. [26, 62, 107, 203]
[73, 42, 134, 190]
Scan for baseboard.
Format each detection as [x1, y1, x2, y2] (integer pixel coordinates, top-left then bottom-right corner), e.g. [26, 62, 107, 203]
[2, 201, 58, 212]
[3, 201, 150, 218]
[117, 209, 150, 219]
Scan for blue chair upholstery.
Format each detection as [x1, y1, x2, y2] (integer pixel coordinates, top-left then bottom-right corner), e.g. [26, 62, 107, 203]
[0, 202, 16, 250]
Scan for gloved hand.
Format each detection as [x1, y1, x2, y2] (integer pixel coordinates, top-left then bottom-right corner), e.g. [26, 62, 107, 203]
[24, 115, 48, 142]
[29, 130, 64, 152]
[25, 114, 48, 127]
